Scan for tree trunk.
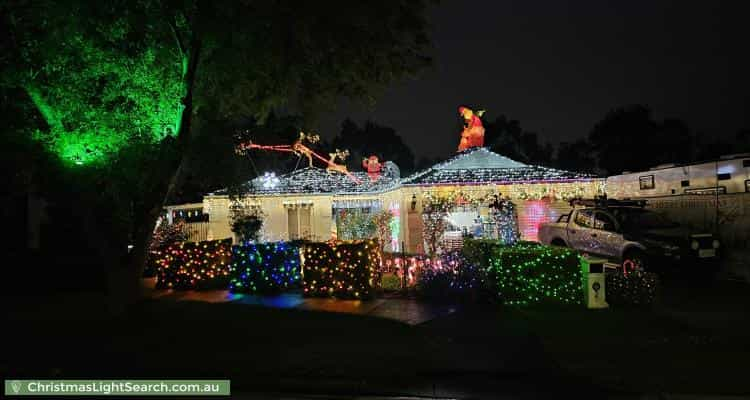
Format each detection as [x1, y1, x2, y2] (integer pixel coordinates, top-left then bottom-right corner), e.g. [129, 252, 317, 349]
[110, 38, 203, 313]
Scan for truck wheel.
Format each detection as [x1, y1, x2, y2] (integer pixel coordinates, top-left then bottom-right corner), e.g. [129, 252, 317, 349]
[622, 250, 647, 273]
[551, 239, 566, 247]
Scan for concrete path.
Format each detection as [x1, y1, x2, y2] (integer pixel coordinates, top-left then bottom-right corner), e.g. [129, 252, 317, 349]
[142, 278, 457, 325]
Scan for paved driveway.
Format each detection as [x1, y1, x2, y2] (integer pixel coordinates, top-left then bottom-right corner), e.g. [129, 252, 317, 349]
[143, 278, 457, 325]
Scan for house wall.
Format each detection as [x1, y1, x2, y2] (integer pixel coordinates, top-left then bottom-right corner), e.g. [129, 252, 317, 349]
[399, 179, 605, 252]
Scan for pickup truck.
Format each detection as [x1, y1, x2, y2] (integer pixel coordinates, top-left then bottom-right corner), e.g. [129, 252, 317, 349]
[538, 204, 720, 271]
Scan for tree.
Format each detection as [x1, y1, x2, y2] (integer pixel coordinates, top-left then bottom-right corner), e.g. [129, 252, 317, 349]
[2, 0, 432, 306]
[588, 105, 698, 174]
[484, 115, 554, 165]
[332, 119, 416, 175]
[555, 139, 596, 173]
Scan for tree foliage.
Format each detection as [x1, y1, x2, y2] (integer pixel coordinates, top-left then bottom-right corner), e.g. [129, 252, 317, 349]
[332, 119, 416, 174]
[2, 0, 433, 299]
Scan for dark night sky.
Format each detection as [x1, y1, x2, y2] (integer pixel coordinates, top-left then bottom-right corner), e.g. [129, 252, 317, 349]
[316, 0, 749, 159]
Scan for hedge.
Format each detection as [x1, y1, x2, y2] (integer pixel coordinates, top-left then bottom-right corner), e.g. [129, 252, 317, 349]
[229, 241, 301, 294]
[487, 242, 583, 306]
[154, 239, 233, 290]
[302, 239, 381, 299]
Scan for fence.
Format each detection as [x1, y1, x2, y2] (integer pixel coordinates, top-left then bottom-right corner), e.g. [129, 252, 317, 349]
[184, 221, 210, 243]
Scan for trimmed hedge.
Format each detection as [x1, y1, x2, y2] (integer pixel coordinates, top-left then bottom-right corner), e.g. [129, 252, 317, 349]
[154, 239, 232, 290]
[488, 242, 583, 306]
[302, 239, 381, 299]
[229, 241, 301, 294]
[605, 270, 660, 306]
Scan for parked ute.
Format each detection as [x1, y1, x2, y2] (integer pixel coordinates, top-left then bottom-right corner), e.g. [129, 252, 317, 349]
[538, 199, 720, 271]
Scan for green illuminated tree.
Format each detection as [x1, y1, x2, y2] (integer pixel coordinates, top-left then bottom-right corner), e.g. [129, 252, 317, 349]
[2, 0, 432, 307]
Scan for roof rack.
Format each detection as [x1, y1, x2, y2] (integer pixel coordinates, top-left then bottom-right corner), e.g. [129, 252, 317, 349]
[569, 195, 647, 208]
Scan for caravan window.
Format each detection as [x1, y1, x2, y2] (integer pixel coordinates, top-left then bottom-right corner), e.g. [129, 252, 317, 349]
[639, 175, 655, 190]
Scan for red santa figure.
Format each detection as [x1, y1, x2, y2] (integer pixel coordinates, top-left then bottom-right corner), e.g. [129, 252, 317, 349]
[362, 155, 383, 181]
[457, 106, 485, 151]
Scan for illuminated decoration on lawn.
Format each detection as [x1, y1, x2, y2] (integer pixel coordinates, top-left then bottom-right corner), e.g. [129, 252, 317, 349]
[605, 270, 659, 305]
[457, 106, 486, 151]
[154, 239, 232, 290]
[229, 241, 301, 294]
[302, 239, 381, 299]
[235, 131, 360, 183]
[362, 155, 384, 181]
[261, 172, 280, 189]
[489, 195, 520, 245]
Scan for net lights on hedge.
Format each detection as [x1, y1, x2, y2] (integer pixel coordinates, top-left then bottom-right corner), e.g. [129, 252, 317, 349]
[489, 242, 583, 306]
[154, 239, 232, 290]
[229, 241, 301, 294]
[302, 239, 381, 299]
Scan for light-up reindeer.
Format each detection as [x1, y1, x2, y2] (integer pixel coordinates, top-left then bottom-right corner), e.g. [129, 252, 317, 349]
[234, 131, 360, 183]
[292, 132, 320, 168]
[326, 149, 350, 175]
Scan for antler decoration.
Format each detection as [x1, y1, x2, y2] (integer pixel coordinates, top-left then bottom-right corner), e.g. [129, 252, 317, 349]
[234, 131, 360, 183]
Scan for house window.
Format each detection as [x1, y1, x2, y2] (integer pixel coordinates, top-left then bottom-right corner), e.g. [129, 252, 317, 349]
[639, 175, 655, 190]
[287, 205, 312, 240]
[680, 180, 690, 187]
[717, 173, 731, 181]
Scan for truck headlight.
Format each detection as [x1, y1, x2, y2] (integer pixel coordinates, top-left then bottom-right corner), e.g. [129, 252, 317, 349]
[691, 240, 699, 250]
[712, 240, 720, 249]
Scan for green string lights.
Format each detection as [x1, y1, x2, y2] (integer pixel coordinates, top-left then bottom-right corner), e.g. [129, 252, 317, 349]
[490, 242, 583, 306]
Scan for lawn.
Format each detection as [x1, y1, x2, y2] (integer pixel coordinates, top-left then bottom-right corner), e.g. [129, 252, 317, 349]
[3, 279, 748, 397]
[504, 279, 750, 395]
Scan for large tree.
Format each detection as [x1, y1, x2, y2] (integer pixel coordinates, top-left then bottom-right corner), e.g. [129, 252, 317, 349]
[588, 105, 697, 174]
[331, 119, 416, 175]
[483, 115, 554, 165]
[2, 0, 432, 306]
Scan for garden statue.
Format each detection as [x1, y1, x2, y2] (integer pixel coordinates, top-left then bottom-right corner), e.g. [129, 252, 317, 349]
[457, 106, 485, 151]
[362, 155, 383, 181]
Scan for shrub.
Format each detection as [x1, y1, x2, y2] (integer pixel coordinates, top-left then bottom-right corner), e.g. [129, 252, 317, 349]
[381, 272, 402, 291]
[154, 239, 232, 290]
[487, 242, 583, 306]
[605, 270, 660, 306]
[231, 214, 263, 242]
[302, 239, 381, 299]
[416, 251, 482, 301]
[229, 241, 301, 294]
[145, 220, 188, 277]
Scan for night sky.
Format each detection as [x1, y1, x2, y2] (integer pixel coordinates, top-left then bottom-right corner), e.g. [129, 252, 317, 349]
[317, 0, 749, 159]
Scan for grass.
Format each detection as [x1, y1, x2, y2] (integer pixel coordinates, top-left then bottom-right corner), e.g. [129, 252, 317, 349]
[3, 279, 748, 396]
[504, 279, 750, 395]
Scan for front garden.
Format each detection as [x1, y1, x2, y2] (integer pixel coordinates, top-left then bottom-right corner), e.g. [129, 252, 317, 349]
[148, 236, 659, 307]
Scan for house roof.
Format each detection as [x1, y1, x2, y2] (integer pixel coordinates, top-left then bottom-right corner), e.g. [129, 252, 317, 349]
[210, 162, 402, 196]
[401, 147, 597, 185]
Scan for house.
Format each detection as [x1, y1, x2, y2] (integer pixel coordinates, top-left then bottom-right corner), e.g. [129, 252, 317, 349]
[201, 147, 604, 253]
